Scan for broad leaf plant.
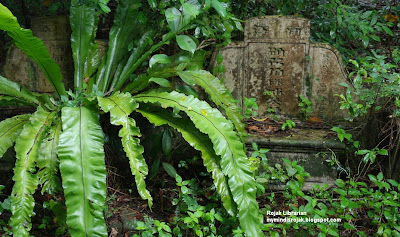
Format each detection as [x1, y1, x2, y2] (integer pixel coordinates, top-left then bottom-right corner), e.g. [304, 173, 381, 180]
[0, 0, 262, 236]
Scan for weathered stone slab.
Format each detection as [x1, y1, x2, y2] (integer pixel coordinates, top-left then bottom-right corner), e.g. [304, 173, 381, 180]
[218, 42, 245, 103]
[246, 133, 344, 190]
[2, 15, 73, 93]
[30, 15, 71, 41]
[308, 44, 348, 119]
[245, 42, 306, 116]
[217, 16, 349, 121]
[215, 16, 352, 189]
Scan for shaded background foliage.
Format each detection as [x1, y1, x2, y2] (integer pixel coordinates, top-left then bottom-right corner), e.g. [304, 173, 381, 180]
[229, 0, 399, 65]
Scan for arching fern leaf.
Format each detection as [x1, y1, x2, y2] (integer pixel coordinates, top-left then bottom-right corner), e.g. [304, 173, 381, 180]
[133, 90, 262, 237]
[11, 107, 55, 237]
[98, 92, 152, 207]
[37, 118, 62, 194]
[58, 106, 107, 237]
[136, 106, 237, 216]
[0, 114, 30, 158]
[177, 70, 246, 141]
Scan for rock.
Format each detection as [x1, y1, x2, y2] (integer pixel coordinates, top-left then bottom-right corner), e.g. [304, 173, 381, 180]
[217, 16, 350, 121]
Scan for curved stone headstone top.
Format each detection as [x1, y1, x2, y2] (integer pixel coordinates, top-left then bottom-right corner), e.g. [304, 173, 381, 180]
[217, 16, 349, 121]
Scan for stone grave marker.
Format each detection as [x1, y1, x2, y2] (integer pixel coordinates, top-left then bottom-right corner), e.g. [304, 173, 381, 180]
[2, 15, 73, 93]
[216, 16, 352, 188]
[218, 15, 349, 121]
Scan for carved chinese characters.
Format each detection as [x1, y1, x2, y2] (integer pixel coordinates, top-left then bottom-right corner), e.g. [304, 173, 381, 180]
[218, 16, 348, 121]
[246, 43, 305, 116]
[245, 16, 310, 41]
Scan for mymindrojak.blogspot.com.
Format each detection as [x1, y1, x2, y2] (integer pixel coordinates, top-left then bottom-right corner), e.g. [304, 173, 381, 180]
[265, 210, 342, 223]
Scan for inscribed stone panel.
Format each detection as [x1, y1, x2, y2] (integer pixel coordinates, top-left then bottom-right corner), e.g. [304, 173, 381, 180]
[246, 43, 306, 116]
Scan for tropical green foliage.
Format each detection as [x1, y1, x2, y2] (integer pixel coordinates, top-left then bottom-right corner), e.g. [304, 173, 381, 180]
[230, 0, 399, 65]
[0, 0, 262, 236]
[254, 156, 400, 237]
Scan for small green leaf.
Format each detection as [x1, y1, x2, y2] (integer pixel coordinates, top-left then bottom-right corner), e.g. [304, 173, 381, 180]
[377, 225, 384, 234]
[195, 229, 203, 237]
[362, 11, 372, 18]
[176, 35, 197, 54]
[162, 129, 172, 155]
[149, 54, 171, 68]
[286, 166, 297, 176]
[98, 1, 111, 13]
[341, 197, 350, 208]
[327, 229, 339, 237]
[382, 25, 394, 36]
[182, 3, 200, 17]
[335, 179, 346, 188]
[215, 213, 223, 222]
[1, 197, 11, 211]
[378, 149, 388, 156]
[216, 53, 224, 64]
[338, 134, 344, 142]
[149, 78, 171, 87]
[370, 34, 380, 42]
[382, 182, 390, 191]
[211, 0, 227, 18]
[356, 150, 370, 155]
[175, 174, 183, 185]
[162, 162, 177, 178]
[388, 179, 398, 187]
[162, 224, 172, 233]
[377, 172, 383, 181]
[260, 148, 269, 153]
[173, 226, 181, 235]
[147, 0, 157, 9]
[165, 7, 182, 32]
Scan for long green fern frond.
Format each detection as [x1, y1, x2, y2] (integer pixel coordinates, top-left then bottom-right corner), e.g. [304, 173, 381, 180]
[177, 70, 246, 141]
[0, 4, 66, 98]
[0, 75, 39, 105]
[97, 0, 141, 92]
[133, 90, 262, 237]
[98, 92, 152, 207]
[11, 107, 55, 237]
[70, 0, 98, 91]
[136, 107, 237, 216]
[58, 106, 107, 237]
[37, 118, 62, 194]
[0, 114, 30, 158]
